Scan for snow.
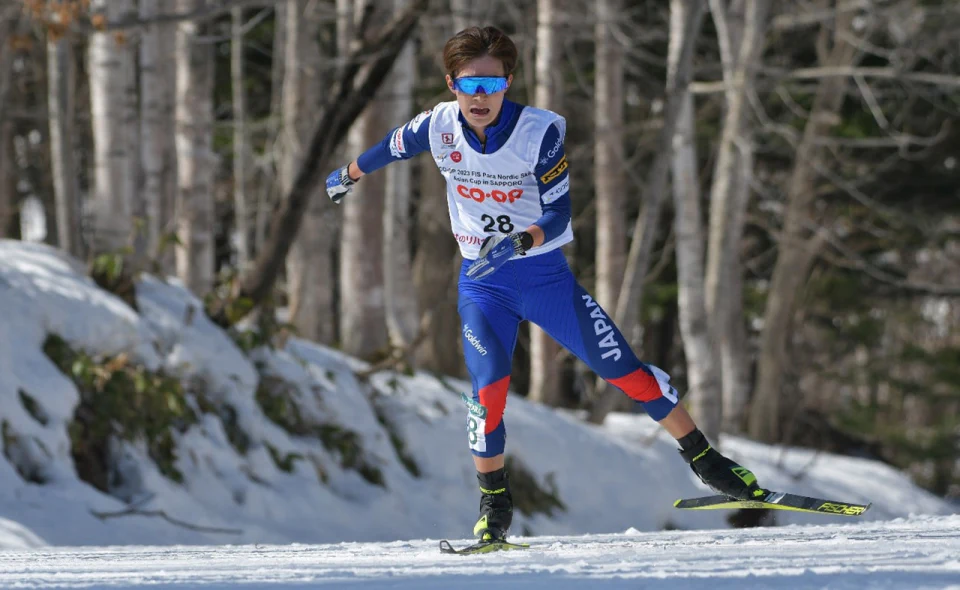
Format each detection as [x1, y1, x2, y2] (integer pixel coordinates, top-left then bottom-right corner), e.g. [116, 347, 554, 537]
[2, 516, 959, 588]
[0, 239, 958, 588]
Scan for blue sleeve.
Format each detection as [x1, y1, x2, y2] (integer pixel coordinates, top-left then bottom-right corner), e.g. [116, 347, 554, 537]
[356, 110, 433, 174]
[532, 123, 571, 243]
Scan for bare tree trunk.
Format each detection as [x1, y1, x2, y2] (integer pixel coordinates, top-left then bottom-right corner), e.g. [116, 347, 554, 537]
[0, 4, 12, 237]
[450, 0, 475, 32]
[590, 0, 632, 416]
[284, 0, 337, 344]
[527, 0, 565, 407]
[669, 0, 721, 441]
[174, 0, 216, 295]
[88, 0, 137, 255]
[47, 31, 84, 258]
[206, 0, 428, 327]
[141, 0, 177, 273]
[341, 112, 387, 358]
[594, 0, 626, 312]
[340, 0, 388, 359]
[705, 0, 763, 432]
[749, 11, 860, 442]
[231, 7, 250, 268]
[592, 0, 708, 423]
[255, 0, 286, 257]
[0, 10, 14, 237]
[0, 119, 12, 240]
[413, 165, 461, 375]
[383, 0, 419, 359]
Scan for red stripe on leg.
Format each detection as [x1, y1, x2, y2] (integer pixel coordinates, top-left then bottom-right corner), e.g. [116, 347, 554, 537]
[607, 369, 660, 402]
[478, 375, 511, 434]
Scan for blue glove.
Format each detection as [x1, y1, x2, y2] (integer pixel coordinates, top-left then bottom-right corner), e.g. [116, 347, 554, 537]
[465, 232, 533, 281]
[325, 165, 357, 204]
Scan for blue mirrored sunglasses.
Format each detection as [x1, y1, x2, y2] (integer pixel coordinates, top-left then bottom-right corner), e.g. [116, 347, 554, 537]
[453, 76, 509, 95]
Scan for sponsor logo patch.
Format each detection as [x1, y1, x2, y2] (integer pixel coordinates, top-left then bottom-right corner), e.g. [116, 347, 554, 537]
[389, 128, 406, 158]
[540, 156, 568, 184]
[442, 132, 455, 145]
[451, 151, 462, 163]
[463, 324, 488, 356]
[540, 177, 569, 204]
[456, 184, 523, 204]
[546, 133, 562, 159]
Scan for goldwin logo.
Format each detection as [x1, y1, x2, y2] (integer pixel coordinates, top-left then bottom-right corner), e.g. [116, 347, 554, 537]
[463, 324, 488, 356]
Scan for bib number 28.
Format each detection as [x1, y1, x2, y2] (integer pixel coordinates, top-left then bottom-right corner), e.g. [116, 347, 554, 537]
[481, 214, 514, 233]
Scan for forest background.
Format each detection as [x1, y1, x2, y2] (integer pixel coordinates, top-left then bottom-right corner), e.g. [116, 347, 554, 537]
[1, 0, 958, 503]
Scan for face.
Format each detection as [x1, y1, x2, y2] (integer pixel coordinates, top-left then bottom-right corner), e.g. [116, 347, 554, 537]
[446, 54, 513, 129]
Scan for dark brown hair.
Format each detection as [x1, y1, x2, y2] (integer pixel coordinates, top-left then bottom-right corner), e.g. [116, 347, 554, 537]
[442, 26, 518, 78]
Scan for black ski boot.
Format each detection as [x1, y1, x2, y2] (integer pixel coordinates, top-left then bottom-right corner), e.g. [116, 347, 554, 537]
[473, 468, 513, 542]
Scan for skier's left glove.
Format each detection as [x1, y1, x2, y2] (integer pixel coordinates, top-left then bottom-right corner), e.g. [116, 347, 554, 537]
[465, 232, 534, 281]
[679, 429, 764, 500]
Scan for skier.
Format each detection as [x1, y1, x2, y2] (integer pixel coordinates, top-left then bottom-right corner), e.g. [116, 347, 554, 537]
[326, 26, 763, 544]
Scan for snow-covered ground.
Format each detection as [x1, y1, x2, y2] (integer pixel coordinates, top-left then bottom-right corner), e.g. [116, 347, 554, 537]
[0, 240, 958, 587]
[2, 515, 959, 589]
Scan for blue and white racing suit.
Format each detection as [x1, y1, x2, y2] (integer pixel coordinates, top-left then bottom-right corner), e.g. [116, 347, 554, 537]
[356, 99, 680, 458]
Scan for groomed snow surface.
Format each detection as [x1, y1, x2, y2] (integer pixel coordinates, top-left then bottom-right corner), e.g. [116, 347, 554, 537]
[3, 516, 959, 589]
[1, 240, 958, 588]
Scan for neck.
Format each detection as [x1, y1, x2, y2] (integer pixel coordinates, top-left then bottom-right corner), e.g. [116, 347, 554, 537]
[471, 125, 487, 143]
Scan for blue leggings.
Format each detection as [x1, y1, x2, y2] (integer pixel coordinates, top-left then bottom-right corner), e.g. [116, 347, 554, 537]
[458, 249, 679, 457]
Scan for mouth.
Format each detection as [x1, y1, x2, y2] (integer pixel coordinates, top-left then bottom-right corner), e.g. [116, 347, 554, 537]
[469, 106, 491, 117]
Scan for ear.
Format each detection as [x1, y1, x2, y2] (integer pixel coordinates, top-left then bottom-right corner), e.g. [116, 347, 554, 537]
[446, 74, 456, 95]
[506, 74, 514, 92]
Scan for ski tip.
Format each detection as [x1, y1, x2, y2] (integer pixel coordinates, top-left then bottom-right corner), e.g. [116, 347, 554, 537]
[673, 499, 681, 508]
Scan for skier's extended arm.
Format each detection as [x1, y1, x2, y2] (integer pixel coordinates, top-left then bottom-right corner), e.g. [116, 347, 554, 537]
[465, 123, 572, 280]
[325, 110, 433, 203]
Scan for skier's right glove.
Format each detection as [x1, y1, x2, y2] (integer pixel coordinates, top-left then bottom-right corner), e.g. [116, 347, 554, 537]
[679, 428, 764, 500]
[325, 165, 357, 204]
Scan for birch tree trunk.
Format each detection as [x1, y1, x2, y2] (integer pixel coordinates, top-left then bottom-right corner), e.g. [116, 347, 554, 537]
[591, 0, 708, 422]
[284, 0, 337, 344]
[705, 0, 764, 432]
[88, 0, 137, 255]
[140, 0, 177, 273]
[383, 0, 419, 359]
[340, 0, 388, 359]
[749, 11, 860, 442]
[231, 7, 250, 269]
[528, 0, 564, 407]
[47, 30, 84, 258]
[669, 0, 721, 442]
[174, 0, 216, 295]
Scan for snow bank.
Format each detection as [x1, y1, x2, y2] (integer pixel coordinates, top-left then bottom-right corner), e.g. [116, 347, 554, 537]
[0, 240, 954, 548]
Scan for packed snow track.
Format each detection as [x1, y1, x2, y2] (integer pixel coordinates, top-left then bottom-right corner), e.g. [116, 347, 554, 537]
[2, 515, 958, 589]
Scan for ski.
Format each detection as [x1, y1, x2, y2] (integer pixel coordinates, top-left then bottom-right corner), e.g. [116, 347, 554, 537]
[439, 539, 531, 555]
[674, 490, 871, 516]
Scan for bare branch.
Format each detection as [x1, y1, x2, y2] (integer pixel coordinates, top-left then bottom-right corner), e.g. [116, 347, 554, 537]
[746, 213, 960, 297]
[84, 0, 293, 34]
[818, 231, 960, 297]
[771, 0, 872, 31]
[853, 74, 889, 131]
[90, 507, 244, 535]
[692, 67, 960, 94]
